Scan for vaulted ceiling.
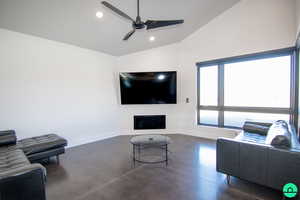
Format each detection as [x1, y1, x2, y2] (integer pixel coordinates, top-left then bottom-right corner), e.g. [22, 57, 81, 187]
[0, 0, 240, 56]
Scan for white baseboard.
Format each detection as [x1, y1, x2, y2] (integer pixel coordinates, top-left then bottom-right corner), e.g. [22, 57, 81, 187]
[66, 127, 239, 149]
[66, 133, 119, 148]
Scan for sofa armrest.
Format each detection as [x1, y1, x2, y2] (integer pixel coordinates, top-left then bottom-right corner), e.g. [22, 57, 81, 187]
[0, 164, 46, 179]
[0, 135, 17, 147]
[0, 130, 17, 146]
[216, 138, 240, 176]
[0, 164, 46, 200]
[0, 130, 16, 137]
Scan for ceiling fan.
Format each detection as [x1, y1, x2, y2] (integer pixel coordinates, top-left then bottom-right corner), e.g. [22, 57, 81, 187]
[101, 0, 184, 41]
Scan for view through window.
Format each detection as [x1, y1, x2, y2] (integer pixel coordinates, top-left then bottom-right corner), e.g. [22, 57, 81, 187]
[197, 49, 296, 128]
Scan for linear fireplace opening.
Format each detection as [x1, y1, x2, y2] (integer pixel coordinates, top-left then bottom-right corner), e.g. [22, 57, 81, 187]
[134, 115, 166, 130]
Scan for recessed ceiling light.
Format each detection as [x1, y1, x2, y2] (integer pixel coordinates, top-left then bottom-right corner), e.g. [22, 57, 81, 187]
[96, 11, 104, 19]
[158, 74, 165, 80]
[149, 36, 155, 42]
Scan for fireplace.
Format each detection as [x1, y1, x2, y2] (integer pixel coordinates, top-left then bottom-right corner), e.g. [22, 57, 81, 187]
[134, 115, 166, 130]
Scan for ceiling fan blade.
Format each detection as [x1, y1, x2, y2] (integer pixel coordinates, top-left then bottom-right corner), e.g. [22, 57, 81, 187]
[145, 20, 184, 30]
[102, 1, 135, 22]
[123, 29, 136, 41]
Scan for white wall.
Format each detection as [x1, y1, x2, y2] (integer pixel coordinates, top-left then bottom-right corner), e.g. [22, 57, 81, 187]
[116, 0, 296, 139]
[0, 28, 118, 147]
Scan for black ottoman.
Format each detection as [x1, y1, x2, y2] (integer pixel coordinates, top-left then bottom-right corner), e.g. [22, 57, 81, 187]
[17, 134, 67, 164]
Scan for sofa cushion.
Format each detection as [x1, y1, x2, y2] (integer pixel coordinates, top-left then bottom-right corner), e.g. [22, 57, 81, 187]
[0, 145, 18, 154]
[242, 121, 271, 135]
[0, 148, 30, 175]
[0, 146, 46, 181]
[236, 132, 267, 144]
[17, 134, 67, 155]
[266, 121, 291, 148]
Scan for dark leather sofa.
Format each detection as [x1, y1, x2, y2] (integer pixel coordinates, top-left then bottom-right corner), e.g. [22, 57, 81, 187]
[0, 130, 67, 200]
[217, 121, 300, 191]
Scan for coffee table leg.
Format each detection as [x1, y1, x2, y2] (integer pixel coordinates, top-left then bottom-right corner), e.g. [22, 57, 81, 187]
[166, 144, 168, 166]
[138, 144, 141, 160]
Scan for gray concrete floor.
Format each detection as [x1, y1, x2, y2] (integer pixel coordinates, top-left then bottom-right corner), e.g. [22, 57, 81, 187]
[45, 134, 281, 200]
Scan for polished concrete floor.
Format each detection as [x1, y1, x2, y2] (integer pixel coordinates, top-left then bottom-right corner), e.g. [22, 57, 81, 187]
[45, 134, 282, 200]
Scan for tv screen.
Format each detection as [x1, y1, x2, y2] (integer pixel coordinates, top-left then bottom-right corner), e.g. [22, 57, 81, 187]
[119, 71, 177, 104]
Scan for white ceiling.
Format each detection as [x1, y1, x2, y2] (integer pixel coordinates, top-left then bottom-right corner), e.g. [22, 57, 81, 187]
[0, 0, 240, 56]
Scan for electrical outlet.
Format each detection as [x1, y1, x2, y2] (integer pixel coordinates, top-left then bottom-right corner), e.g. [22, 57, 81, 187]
[186, 98, 189, 103]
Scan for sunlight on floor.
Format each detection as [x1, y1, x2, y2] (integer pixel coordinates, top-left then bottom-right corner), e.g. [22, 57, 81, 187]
[198, 146, 216, 166]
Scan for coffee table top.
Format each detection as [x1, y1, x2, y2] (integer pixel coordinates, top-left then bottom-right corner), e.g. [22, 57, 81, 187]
[130, 134, 171, 145]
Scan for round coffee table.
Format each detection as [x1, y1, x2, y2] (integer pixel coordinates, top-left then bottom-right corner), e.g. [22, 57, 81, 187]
[130, 135, 171, 166]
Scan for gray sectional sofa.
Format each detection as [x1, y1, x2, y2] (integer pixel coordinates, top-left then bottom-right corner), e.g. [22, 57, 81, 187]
[217, 121, 300, 191]
[0, 130, 67, 200]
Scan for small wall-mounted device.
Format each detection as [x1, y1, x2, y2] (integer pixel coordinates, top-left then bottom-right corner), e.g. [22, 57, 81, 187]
[186, 98, 190, 103]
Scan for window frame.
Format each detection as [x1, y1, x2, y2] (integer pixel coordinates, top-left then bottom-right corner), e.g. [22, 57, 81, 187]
[196, 47, 298, 129]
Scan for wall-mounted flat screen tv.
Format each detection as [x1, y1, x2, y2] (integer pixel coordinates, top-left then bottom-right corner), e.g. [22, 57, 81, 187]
[119, 71, 177, 104]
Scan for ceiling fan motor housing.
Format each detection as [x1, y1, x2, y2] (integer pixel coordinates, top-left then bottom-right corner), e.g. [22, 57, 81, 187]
[134, 16, 145, 29]
[133, 23, 145, 29]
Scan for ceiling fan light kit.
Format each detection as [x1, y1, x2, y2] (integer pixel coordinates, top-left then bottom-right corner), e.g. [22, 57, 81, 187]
[101, 0, 184, 41]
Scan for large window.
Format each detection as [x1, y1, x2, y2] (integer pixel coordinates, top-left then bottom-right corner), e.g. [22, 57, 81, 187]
[197, 48, 298, 128]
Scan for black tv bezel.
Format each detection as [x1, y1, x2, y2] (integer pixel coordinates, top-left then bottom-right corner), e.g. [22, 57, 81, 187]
[119, 71, 177, 105]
